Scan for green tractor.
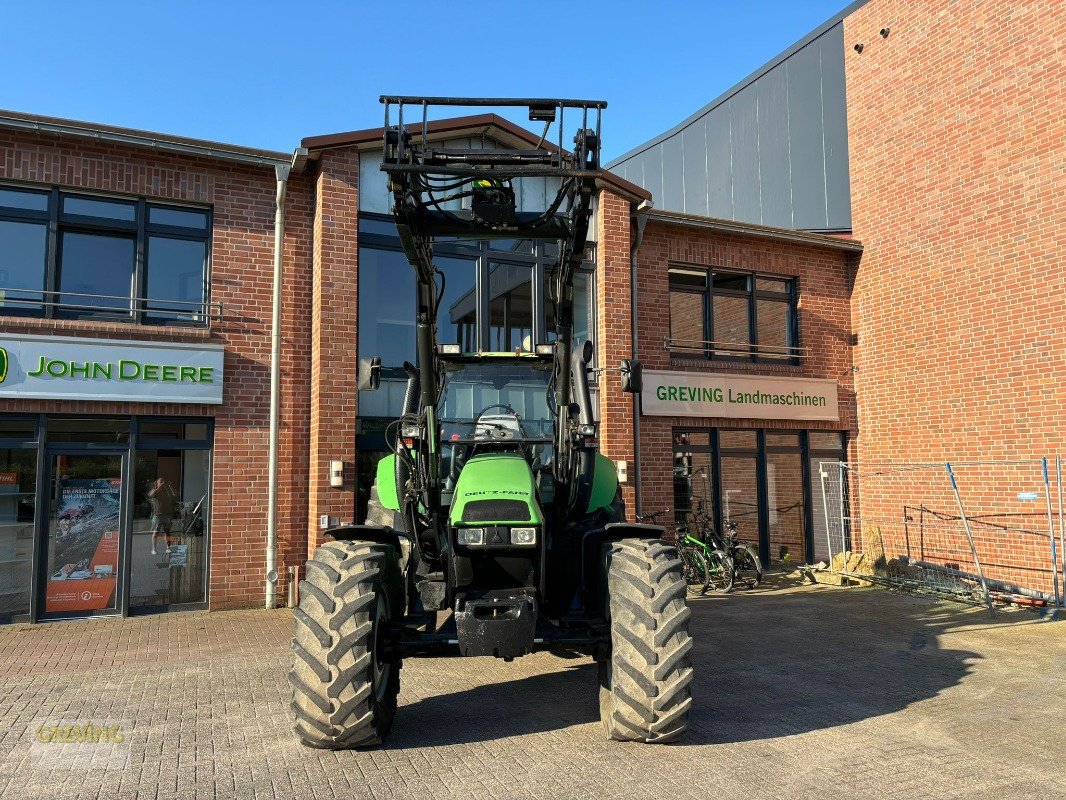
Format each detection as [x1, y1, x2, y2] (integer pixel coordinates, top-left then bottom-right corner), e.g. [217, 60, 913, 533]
[288, 97, 692, 747]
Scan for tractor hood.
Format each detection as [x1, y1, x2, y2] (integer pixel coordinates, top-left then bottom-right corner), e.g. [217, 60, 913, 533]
[449, 453, 543, 527]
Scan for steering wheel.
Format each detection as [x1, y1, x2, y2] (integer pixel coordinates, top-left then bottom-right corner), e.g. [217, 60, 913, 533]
[477, 403, 517, 417]
[474, 404, 520, 440]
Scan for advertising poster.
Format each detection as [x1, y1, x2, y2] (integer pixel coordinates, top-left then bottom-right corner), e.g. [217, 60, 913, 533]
[45, 478, 121, 614]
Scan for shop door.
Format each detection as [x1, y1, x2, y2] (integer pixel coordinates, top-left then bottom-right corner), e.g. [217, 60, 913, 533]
[39, 451, 127, 619]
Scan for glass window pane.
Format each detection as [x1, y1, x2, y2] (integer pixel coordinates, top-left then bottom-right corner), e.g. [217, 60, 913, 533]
[130, 448, 210, 608]
[719, 429, 757, 450]
[0, 447, 37, 620]
[669, 269, 705, 290]
[712, 293, 750, 348]
[767, 450, 806, 565]
[435, 256, 478, 350]
[809, 431, 845, 451]
[675, 430, 710, 448]
[712, 273, 749, 291]
[62, 195, 136, 221]
[546, 271, 591, 348]
[47, 418, 130, 444]
[670, 290, 704, 347]
[756, 298, 791, 358]
[148, 206, 208, 229]
[58, 232, 135, 314]
[489, 239, 533, 253]
[0, 418, 37, 440]
[720, 454, 759, 544]
[138, 422, 210, 441]
[358, 247, 415, 367]
[765, 432, 801, 448]
[0, 187, 49, 212]
[145, 236, 206, 319]
[488, 262, 533, 351]
[756, 276, 791, 293]
[358, 217, 398, 236]
[674, 447, 714, 529]
[0, 220, 47, 311]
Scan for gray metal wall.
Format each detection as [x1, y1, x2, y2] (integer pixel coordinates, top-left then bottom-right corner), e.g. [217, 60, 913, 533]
[608, 21, 852, 232]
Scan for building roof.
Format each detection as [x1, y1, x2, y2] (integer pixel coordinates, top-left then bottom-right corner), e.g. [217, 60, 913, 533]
[0, 108, 291, 169]
[302, 113, 651, 202]
[645, 208, 862, 253]
[606, 0, 871, 169]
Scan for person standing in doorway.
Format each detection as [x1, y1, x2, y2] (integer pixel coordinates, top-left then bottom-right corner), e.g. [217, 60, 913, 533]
[148, 477, 177, 556]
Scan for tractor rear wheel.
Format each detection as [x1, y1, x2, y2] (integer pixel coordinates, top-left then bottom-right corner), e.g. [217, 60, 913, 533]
[289, 540, 403, 748]
[599, 538, 693, 743]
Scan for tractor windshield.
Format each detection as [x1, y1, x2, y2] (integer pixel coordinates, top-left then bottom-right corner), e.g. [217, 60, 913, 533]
[438, 360, 554, 444]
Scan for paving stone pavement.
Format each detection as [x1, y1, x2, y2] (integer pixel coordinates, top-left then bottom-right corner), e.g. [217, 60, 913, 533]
[0, 579, 1063, 799]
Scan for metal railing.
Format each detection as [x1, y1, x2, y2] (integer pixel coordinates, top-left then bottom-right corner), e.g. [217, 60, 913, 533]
[0, 288, 221, 324]
[666, 337, 808, 361]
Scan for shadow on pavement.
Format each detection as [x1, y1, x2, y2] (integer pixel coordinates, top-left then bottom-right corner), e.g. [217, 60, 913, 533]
[389, 584, 1029, 748]
[389, 663, 600, 748]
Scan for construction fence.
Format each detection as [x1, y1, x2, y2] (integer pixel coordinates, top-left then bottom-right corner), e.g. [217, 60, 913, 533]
[818, 458, 1065, 610]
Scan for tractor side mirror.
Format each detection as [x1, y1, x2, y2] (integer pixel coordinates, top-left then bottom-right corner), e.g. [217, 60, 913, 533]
[581, 339, 594, 366]
[358, 356, 382, 391]
[621, 359, 643, 394]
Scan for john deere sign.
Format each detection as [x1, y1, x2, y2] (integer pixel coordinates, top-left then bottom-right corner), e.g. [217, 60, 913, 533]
[0, 333, 224, 404]
[641, 369, 838, 421]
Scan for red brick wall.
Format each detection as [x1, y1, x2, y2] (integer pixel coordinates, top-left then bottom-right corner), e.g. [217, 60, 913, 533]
[0, 132, 314, 610]
[844, 1, 1066, 462]
[595, 191, 636, 510]
[307, 149, 360, 553]
[843, 1, 1065, 585]
[633, 221, 857, 525]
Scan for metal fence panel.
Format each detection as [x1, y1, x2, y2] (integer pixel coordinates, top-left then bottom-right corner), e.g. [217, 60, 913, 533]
[818, 459, 1063, 609]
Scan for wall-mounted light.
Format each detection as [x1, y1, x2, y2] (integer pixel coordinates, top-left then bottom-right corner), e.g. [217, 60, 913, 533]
[854, 43, 864, 53]
[329, 460, 344, 488]
[880, 27, 890, 38]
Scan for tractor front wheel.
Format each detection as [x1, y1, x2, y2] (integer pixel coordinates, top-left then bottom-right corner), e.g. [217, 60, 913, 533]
[599, 538, 693, 743]
[289, 540, 403, 748]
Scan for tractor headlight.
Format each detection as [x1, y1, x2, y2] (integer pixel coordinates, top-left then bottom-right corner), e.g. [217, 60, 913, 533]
[457, 528, 485, 546]
[510, 527, 537, 546]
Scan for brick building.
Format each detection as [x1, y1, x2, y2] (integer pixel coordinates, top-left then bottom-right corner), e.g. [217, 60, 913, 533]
[0, 0, 1060, 621]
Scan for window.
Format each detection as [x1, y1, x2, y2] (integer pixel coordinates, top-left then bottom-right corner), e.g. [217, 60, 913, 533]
[0, 184, 211, 325]
[668, 267, 799, 362]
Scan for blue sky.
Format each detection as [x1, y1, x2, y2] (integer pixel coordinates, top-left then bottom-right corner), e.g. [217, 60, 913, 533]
[2, 0, 848, 163]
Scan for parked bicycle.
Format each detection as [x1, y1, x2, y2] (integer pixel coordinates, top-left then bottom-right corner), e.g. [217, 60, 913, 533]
[688, 501, 763, 590]
[636, 509, 719, 595]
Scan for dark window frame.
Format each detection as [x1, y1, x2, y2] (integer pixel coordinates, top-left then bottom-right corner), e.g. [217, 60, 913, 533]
[357, 213, 596, 363]
[0, 182, 212, 326]
[668, 265, 800, 364]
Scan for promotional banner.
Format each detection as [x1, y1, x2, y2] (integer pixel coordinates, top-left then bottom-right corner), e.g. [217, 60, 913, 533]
[45, 478, 122, 614]
[642, 370, 840, 421]
[0, 333, 223, 404]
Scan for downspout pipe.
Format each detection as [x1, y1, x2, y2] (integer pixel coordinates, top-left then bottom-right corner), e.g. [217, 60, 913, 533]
[630, 199, 652, 517]
[266, 162, 291, 609]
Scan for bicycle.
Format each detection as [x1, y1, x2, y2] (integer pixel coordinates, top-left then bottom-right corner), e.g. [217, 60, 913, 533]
[688, 501, 763, 591]
[636, 509, 711, 595]
[674, 518, 734, 594]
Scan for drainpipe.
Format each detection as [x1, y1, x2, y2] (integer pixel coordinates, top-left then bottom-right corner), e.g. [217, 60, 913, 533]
[630, 199, 652, 517]
[266, 162, 291, 609]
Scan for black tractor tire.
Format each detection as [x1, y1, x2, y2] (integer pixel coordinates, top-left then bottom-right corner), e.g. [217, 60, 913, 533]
[599, 538, 693, 743]
[289, 540, 403, 749]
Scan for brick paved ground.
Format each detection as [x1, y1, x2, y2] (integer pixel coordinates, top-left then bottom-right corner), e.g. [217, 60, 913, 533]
[0, 580, 1063, 799]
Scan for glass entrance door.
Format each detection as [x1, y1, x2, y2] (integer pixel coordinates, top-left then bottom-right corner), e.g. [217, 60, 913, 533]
[41, 451, 126, 618]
